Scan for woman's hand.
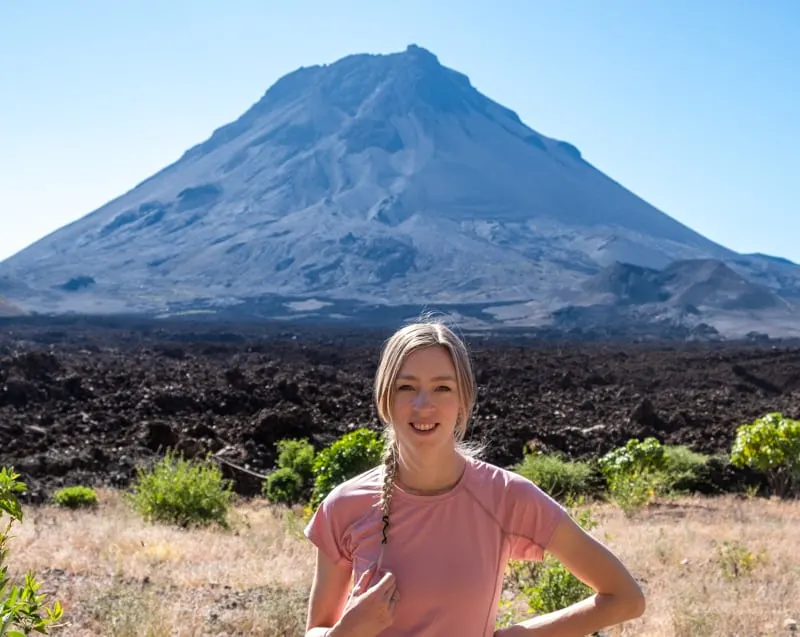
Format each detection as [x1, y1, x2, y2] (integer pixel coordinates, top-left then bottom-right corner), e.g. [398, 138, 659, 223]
[332, 565, 400, 637]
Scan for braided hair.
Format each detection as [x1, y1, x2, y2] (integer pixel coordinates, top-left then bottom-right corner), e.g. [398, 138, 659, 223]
[378, 438, 398, 544]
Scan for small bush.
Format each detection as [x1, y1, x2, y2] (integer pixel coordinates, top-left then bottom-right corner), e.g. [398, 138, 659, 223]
[599, 437, 669, 516]
[310, 428, 384, 509]
[517, 501, 600, 634]
[599, 436, 667, 476]
[264, 467, 304, 505]
[512, 450, 595, 502]
[128, 451, 234, 529]
[713, 539, 768, 580]
[1, 467, 64, 635]
[52, 485, 99, 509]
[525, 558, 595, 616]
[275, 438, 316, 483]
[264, 438, 317, 506]
[730, 412, 800, 497]
[662, 445, 709, 492]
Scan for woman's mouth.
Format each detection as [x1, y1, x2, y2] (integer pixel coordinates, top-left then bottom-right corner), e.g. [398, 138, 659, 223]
[410, 422, 439, 433]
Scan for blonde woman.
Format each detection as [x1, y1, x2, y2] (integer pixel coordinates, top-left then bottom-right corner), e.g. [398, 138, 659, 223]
[304, 320, 645, 637]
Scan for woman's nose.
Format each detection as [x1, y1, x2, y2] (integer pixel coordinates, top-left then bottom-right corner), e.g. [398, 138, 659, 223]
[412, 391, 432, 408]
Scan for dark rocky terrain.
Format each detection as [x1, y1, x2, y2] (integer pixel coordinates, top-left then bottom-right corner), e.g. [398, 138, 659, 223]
[2, 315, 799, 503]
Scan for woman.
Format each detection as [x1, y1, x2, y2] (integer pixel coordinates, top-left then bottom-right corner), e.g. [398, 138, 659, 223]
[304, 320, 645, 636]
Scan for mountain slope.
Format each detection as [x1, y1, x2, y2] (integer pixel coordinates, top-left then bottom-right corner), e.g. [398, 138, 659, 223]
[583, 259, 790, 311]
[1, 45, 797, 337]
[0, 296, 26, 317]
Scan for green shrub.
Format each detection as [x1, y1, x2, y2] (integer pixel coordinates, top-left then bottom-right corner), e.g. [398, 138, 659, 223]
[512, 450, 595, 502]
[275, 438, 316, 483]
[662, 445, 709, 492]
[599, 436, 667, 477]
[52, 485, 99, 509]
[310, 428, 384, 509]
[730, 412, 800, 498]
[1, 467, 64, 635]
[517, 502, 600, 634]
[524, 558, 595, 616]
[127, 451, 234, 529]
[264, 467, 305, 505]
[599, 437, 669, 516]
[713, 539, 768, 580]
[263, 438, 317, 506]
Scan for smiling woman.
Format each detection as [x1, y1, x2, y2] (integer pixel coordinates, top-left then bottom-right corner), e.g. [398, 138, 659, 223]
[303, 318, 646, 637]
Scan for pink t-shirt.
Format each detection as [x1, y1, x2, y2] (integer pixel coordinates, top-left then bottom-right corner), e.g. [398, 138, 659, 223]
[304, 455, 567, 637]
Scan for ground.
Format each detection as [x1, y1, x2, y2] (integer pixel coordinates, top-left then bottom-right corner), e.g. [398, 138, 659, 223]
[7, 489, 799, 636]
[2, 317, 800, 635]
[1, 317, 799, 500]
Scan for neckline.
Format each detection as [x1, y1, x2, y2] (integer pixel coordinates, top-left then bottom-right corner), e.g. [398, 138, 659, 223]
[390, 455, 473, 503]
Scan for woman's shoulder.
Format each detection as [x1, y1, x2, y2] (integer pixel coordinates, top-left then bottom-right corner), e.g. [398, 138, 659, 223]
[465, 456, 563, 506]
[467, 456, 535, 488]
[317, 464, 385, 511]
[304, 465, 385, 565]
[464, 456, 568, 553]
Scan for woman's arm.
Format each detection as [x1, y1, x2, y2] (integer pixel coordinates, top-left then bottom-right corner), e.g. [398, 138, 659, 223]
[305, 547, 353, 636]
[501, 515, 645, 637]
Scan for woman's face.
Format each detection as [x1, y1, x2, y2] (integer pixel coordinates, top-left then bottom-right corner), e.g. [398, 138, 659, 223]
[389, 345, 461, 452]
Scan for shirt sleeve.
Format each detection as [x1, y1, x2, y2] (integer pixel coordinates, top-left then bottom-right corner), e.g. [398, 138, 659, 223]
[304, 490, 353, 567]
[504, 476, 568, 562]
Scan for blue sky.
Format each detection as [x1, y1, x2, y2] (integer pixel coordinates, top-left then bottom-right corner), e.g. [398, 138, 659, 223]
[1, 0, 798, 262]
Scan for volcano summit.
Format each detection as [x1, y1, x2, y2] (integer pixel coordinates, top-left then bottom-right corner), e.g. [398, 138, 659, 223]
[2, 45, 797, 337]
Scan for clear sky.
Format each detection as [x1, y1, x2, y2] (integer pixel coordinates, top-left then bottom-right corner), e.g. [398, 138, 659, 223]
[2, 0, 798, 263]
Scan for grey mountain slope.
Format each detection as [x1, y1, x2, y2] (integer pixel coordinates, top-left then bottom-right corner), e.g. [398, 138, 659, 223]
[0, 294, 26, 317]
[1, 45, 798, 337]
[583, 259, 790, 311]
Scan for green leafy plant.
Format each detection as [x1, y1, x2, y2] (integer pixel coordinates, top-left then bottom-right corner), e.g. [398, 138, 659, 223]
[264, 438, 317, 505]
[599, 437, 667, 476]
[713, 539, 768, 580]
[512, 448, 596, 503]
[730, 412, 800, 497]
[524, 558, 595, 615]
[264, 467, 305, 505]
[662, 445, 709, 492]
[309, 428, 384, 509]
[127, 451, 234, 529]
[275, 438, 316, 483]
[518, 501, 601, 635]
[1, 467, 64, 635]
[52, 485, 99, 509]
[599, 437, 669, 516]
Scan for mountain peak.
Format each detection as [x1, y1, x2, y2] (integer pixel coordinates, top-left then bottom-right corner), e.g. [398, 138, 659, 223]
[177, 44, 510, 164]
[2, 47, 799, 338]
[402, 43, 441, 64]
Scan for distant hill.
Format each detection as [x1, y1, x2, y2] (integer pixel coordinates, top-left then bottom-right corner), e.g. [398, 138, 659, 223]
[584, 259, 788, 311]
[1, 44, 798, 338]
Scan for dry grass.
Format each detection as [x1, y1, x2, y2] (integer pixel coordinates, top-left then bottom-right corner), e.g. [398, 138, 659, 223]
[6, 489, 800, 636]
[7, 488, 313, 636]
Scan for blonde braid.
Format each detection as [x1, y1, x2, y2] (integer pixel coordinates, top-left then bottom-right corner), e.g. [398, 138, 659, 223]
[378, 439, 398, 544]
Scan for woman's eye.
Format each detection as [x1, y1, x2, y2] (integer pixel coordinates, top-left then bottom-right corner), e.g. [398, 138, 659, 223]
[397, 384, 414, 391]
[436, 385, 452, 391]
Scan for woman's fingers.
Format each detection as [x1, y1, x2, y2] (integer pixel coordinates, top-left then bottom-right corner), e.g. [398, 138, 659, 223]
[351, 565, 376, 596]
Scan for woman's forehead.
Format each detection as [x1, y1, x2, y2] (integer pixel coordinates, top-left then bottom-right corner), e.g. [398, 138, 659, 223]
[398, 346, 456, 375]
